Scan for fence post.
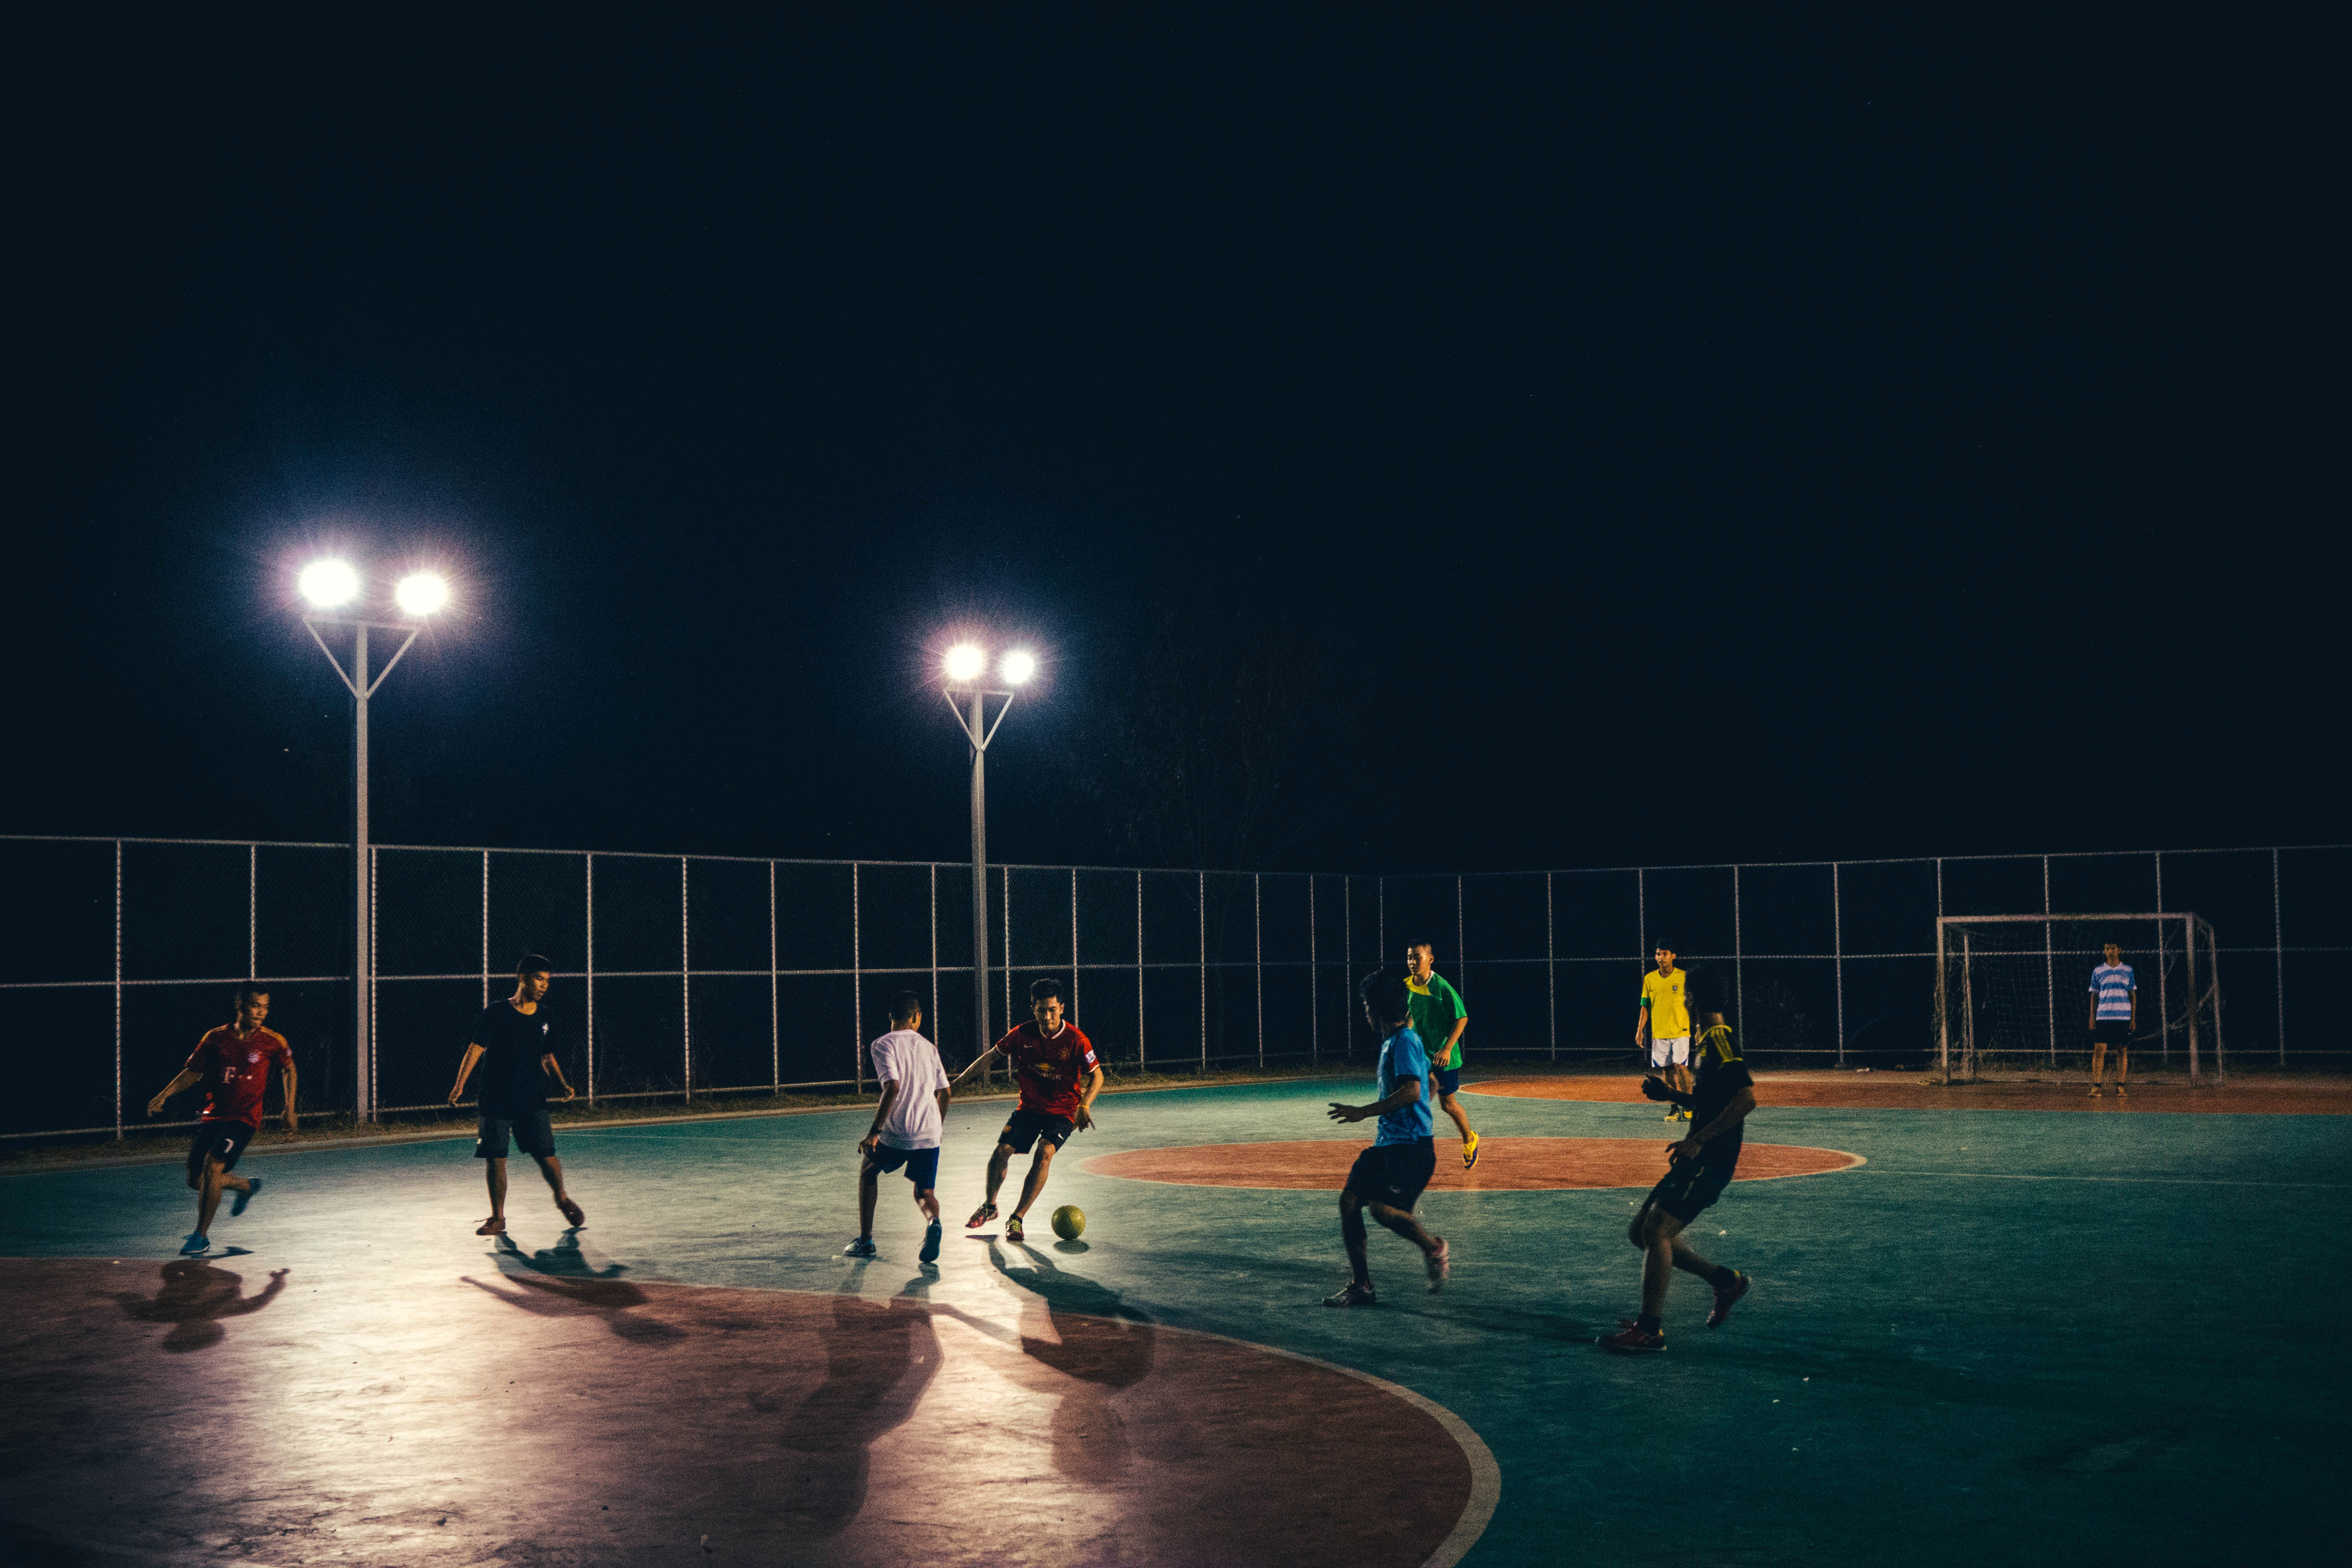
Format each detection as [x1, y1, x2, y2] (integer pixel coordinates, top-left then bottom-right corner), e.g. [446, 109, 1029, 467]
[369, 846, 378, 1117]
[1254, 873, 1264, 1068]
[1198, 870, 1207, 1070]
[928, 863, 939, 1057]
[2042, 855, 2055, 1068]
[1002, 866, 1012, 1048]
[1345, 875, 1353, 1062]
[1547, 871, 1556, 1062]
[1309, 876, 1318, 1065]
[114, 840, 123, 1139]
[853, 862, 863, 1093]
[1456, 873, 1465, 1000]
[2267, 846, 2286, 1067]
[1071, 868, 1080, 1026]
[1833, 862, 1845, 1066]
[1733, 864, 1744, 1052]
[771, 861, 781, 1093]
[585, 854, 595, 1106]
[2155, 852, 2170, 1066]
[1136, 869, 1145, 1073]
[480, 850, 490, 1009]
[681, 858, 692, 1101]
[248, 845, 258, 981]
[1637, 867, 1646, 959]
[1379, 877, 1386, 963]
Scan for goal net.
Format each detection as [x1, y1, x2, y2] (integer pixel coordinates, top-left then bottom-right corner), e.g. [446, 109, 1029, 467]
[1935, 913, 2225, 1085]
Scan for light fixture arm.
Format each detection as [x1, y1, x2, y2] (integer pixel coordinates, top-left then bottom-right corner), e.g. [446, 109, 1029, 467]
[305, 618, 423, 698]
[942, 686, 1016, 750]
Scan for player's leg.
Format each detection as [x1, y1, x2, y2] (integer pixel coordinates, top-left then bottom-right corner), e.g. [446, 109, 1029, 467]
[2114, 1040, 2129, 1095]
[971, 1136, 1016, 1225]
[858, 1156, 882, 1237]
[194, 1152, 231, 1236]
[1338, 1189, 1373, 1289]
[481, 1157, 510, 1235]
[530, 1154, 584, 1227]
[1669, 1224, 1750, 1326]
[1011, 1141, 1058, 1224]
[2091, 1035, 2107, 1095]
[1367, 1200, 1441, 1255]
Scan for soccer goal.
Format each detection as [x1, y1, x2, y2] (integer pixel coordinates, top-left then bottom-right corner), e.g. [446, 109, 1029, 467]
[1935, 913, 2224, 1086]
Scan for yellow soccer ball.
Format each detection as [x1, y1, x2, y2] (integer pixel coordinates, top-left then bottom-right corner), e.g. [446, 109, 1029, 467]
[1050, 1204, 1086, 1240]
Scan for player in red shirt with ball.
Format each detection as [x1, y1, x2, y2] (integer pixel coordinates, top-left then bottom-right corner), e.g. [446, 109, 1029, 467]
[146, 985, 297, 1257]
[951, 977, 1102, 1243]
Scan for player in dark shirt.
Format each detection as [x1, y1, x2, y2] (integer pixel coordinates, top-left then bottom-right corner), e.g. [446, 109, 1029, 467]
[1600, 1012, 1755, 1354]
[949, 977, 1102, 1243]
[145, 985, 297, 1256]
[447, 956, 583, 1237]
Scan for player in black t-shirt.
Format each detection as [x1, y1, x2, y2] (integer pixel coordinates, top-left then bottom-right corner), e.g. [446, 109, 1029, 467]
[1599, 1012, 1755, 1354]
[447, 956, 584, 1237]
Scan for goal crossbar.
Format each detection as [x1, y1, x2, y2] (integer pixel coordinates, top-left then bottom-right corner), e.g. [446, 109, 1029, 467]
[1935, 912, 2222, 1087]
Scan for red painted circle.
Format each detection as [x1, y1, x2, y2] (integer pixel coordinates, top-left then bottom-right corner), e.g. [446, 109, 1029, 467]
[1083, 1136, 1860, 1190]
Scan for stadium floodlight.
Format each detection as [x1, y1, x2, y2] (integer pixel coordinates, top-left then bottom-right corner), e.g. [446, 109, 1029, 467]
[292, 552, 451, 1124]
[394, 571, 449, 618]
[298, 558, 360, 609]
[939, 635, 1035, 1075]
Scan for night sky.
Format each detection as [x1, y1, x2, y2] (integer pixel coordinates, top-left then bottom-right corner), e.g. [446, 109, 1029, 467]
[11, 16, 2337, 875]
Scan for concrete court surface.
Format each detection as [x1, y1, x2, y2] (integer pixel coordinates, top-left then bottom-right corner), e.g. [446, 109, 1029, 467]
[3, 1074, 2347, 1565]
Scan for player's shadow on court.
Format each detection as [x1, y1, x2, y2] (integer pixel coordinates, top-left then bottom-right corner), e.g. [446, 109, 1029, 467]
[946, 1240, 1156, 1485]
[462, 1230, 684, 1344]
[110, 1259, 289, 1352]
[766, 1274, 944, 1540]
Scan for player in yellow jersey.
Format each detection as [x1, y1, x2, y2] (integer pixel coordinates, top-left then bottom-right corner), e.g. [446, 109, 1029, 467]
[1635, 946, 1694, 1121]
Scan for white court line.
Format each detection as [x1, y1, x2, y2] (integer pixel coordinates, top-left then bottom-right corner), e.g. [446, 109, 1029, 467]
[1861, 1169, 2351, 1189]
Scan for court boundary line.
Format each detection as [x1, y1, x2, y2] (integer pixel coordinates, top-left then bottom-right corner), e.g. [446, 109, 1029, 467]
[1857, 1169, 2352, 1189]
[1080, 1139, 1866, 1192]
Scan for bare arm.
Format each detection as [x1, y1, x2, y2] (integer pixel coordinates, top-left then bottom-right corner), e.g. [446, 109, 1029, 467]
[861, 1080, 903, 1153]
[448, 1042, 485, 1106]
[540, 1053, 575, 1102]
[147, 1068, 201, 1118]
[280, 1062, 299, 1133]
[949, 1045, 999, 1089]
[1633, 1000, 1649, 1047]
[1328, 1076, 1422, 1125]
[1074, 1064, 1105, 1130]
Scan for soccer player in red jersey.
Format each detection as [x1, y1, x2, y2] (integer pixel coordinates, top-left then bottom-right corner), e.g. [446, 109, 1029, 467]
[950, 977, 1102, 1243]
[145, 985, 297, 1257]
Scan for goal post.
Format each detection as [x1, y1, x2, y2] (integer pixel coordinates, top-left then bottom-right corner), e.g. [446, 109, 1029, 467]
[1935, 913, 2223, 1087]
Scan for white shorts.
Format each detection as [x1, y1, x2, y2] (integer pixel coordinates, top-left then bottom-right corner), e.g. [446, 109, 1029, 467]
[1650, 1035, 1690, 1068]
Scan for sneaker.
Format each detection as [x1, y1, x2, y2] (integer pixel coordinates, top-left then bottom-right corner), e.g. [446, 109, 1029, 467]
[2089, 1086, 2102, 1098]
[557, 1196, 586, 1228]
[1664, 1108, 1681, 1122]
[1426, 1238, 1451, 1292]
[178, 1233, 211, 1257]
[230, 1177, 263, 1217]
[1004, 1214, 1026, 1243]
[1677, 1110, 1692, 1123]
[965, 1202, 998, 1230]
[1707, 1271, 1751, 1328]
[918, 1222, 943, 1264]
[1598, 1323, 1665, 1354]
[842, 1236, 878, 1259]
[2116, 1084, 2128, 1097]
[1462, 1131, 1481, 1170]
[1323, 1281, 1377, 1308]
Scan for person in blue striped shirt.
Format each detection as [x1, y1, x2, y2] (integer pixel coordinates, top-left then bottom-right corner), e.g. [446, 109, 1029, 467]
[2087, 942, 2137, 1097]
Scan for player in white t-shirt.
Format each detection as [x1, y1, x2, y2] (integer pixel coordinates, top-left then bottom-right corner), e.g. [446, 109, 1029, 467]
[845, 992, 954, 1263]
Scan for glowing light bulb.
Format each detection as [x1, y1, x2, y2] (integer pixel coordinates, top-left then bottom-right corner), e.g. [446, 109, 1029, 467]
[945, 643, 986, 683]
[1001, 650, 1037, 685]
[298, 559, 359, 609]
[394, 573, 449, 617]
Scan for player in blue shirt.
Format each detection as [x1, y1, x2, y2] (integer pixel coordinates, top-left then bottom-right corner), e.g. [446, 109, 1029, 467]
[2088, 942, 2138, 1098]
[1322, 971, 1450, 1307]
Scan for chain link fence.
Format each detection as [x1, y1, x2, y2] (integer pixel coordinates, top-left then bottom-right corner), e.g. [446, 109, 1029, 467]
[3, 835, 2344, 1138]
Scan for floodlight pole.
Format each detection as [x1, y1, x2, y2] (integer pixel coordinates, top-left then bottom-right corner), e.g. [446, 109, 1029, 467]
[944, 686, 1014, 1073]
[304, 616, 422, 1123]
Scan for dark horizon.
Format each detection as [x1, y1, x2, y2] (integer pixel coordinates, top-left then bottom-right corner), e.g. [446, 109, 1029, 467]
[10, 15, 2339, 878]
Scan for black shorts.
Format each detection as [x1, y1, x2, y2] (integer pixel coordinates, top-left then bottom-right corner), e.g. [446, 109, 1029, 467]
[1433, 1066, 1462, 1096]
[2092, 1020, 2132, 1049]
[1344, 1138, 1437, 1210]
[866, 1143, 941, 1188]
[1642, 1155, 1737, 1225]
[999, 1108, 1077, 1155]
[187, 1121, 256, 1182]
[476, 1106, 556, 1160]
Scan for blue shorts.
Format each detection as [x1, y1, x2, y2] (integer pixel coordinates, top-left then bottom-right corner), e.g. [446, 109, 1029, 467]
[866, 1143, 940, 1189]
[1433, 1066, 1461, 1096]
